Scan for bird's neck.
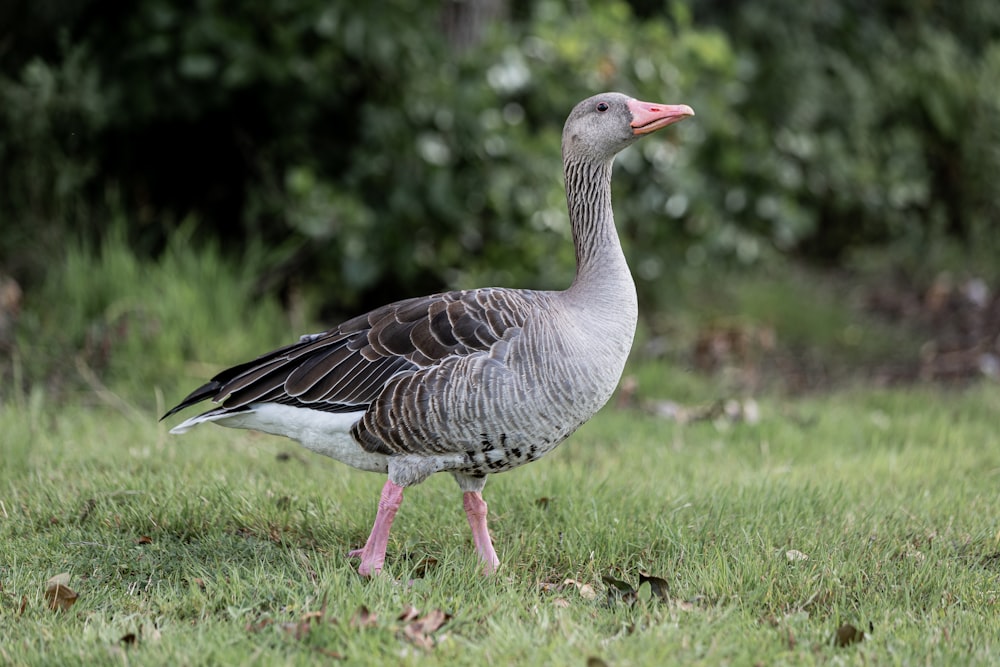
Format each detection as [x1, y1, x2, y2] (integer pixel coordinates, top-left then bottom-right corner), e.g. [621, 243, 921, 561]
[563, 158, 635, 303]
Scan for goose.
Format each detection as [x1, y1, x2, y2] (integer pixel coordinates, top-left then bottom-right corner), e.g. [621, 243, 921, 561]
[162, 92, 694, 576]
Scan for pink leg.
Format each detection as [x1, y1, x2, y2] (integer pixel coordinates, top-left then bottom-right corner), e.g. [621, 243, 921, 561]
[463, 491, 500, 574]
[348, 480, 404, 576]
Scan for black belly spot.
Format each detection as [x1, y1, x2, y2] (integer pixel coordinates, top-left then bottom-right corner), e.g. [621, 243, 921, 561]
[500, 433, 508, 445]
[510, 447, 522, 459]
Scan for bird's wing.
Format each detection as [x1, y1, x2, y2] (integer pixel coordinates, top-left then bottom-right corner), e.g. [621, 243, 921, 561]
[162, 287, 539, 421]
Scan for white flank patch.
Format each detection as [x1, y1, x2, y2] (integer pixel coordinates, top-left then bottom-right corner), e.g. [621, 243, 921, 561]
[169, 403, 387, 473]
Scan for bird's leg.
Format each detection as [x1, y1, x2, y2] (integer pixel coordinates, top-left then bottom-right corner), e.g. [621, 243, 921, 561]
[348, 480, 404, 576]
[463, 491, 500, 574]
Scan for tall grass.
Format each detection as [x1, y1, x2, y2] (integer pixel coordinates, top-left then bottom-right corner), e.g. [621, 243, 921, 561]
[14, 222, 302, 408]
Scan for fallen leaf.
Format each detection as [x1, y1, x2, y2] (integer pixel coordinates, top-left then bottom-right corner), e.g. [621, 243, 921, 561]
[638, 572, 670, 602]
[278, 599, 330, 642]
[280, 620, 313, 640]
[398, 604, 420, 623]
[560, 578, 597, 600]
[246, 617, 273, 633]
[299, 610, 325, 623]
[18, 594, 27, 617]
[411, 556, 438, 578]
[833, 622, 865, 647]
[119, 632, 137, 646]
[552, 597, 570, 608]
[411, 608, 450, 634]
[403, 625, 434, 650]
[136, 535, 153, 545]
[350, 604, 378, 629]
[785, 549, 809, 562]
[192, 578, 207, 591]
[401, 608, 451, 650]
[534, 497, 552, 509]
[587, 657, 610, 667]
[602, 574, 637, 606]
[44, 573, 78, 612]
[313, 648, 346, 659]
[601, 574, 633, 592]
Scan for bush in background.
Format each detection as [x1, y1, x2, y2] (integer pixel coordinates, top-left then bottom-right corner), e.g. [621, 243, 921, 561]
[2, 0, 999, 398]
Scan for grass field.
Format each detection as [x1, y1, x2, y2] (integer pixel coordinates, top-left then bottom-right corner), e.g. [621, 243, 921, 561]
[2, 370, 999, 665]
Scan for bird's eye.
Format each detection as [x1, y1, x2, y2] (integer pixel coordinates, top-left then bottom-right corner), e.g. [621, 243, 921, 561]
[596, 102, 609, 112]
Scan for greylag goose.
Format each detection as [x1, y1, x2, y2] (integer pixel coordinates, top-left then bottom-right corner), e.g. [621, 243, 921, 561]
[162, 92, 694, 576]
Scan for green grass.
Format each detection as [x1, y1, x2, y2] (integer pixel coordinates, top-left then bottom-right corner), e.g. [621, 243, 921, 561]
[2, 377, 999, 665]
[4, 236, 998, 663]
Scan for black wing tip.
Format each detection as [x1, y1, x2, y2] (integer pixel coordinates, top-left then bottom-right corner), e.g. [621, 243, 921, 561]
[160, 381, 224, 421]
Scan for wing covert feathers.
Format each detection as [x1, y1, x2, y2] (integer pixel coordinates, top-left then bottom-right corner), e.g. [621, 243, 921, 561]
[162, 289, 542, 438]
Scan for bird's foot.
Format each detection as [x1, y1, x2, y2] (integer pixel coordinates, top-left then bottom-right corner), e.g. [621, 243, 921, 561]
[463, 491, 500, 575]
[348, 480, 405, 577]
[347, 546, 386, 576]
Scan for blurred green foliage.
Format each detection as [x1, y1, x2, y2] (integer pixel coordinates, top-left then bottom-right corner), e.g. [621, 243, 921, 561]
[691, 0, 1000, 269]
[2, 0, 999, 315]
[15, 223, 298, 403]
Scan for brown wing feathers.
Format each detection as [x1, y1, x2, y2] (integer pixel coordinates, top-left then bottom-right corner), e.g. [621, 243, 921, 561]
[161, 289, 537, 422]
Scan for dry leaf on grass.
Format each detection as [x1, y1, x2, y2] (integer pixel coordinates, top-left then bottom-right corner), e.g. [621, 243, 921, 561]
[602, 574, 637, 606]
[411, 556, 439, 578]
[18, 594, 28, 617]
[397, 604, 420, 623]
[281, 595, 333, 640]
[833, 622, 869, 647]
[537, 578, 597, 602]
[313, 648, 345, 659]
[136, 535, 153, 545]
[119, 632, 137, 646]
[563, 578, 597, 600]
[280, 619, 314, 640]
[638, 572, 670, 603]
[246, 617, 274, 633]
[44, 573, 78, 612]
[401, 608, 451, 650]
[602, 571, 673, 606]
[248, 594, 334, 641]
[586, 657, 610, 667]
[350, 604, 378, 629]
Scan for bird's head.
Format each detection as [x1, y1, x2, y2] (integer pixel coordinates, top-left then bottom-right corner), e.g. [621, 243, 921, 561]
[562, 92, 694, 162]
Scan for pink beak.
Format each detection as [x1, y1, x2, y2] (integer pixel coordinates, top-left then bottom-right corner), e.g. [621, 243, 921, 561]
[627, 99, 695, 135]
